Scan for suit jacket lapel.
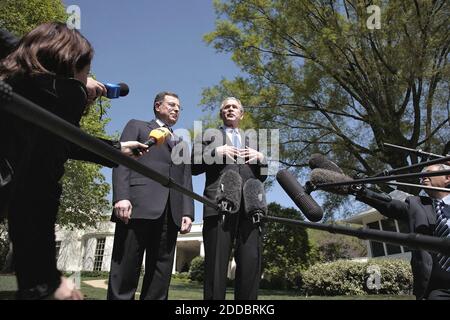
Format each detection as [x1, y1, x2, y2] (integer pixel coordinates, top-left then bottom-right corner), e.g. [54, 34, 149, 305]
[148, 119, 173, 150]
[421, 197, 436, 227]
[220, 126, 245, 147]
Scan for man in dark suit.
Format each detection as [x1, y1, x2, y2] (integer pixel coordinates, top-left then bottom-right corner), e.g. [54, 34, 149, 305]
[107, 92, 194, 300]
[356, 163, 450, 300]
[192, 97, 267, 300]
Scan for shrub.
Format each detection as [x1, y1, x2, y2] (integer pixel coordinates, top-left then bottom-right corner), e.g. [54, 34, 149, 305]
[79, 271, 110, 278]
[188, 256, 204, 283]
[173, 272, 190, 281]
[302, 259, 412, 296]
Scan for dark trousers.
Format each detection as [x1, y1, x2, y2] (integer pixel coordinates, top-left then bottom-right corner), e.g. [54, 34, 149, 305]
[427, 289, 450, 300]
[202, 212, 262, 300]
[107, 204, 178, 300]
[8, 193, 61, 299]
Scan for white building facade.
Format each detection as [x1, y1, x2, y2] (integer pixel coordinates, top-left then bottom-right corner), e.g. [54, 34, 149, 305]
[55, 222, 207, 274]
[343, 190, 413, 261]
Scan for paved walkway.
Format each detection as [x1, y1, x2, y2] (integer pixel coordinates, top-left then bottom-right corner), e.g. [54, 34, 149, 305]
[82, 279, 141, 297]
[83, 279, 108, 290]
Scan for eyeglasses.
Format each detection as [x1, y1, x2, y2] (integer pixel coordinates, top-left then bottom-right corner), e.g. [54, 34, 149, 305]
[162, 101, 182, 112]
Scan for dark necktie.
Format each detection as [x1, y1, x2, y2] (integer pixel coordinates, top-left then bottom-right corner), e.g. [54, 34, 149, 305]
[434, 199, 450, 272]
[163, 125, 176, 148]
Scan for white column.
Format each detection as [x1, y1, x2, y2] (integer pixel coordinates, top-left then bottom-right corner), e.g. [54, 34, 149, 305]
[200, 241, 205, 257]
[172, 244, 177, 274]
[82, 237, 96, 271]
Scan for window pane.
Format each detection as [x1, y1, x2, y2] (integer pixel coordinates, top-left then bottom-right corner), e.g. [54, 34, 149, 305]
[55, 241, 61, 260]
[94, 238, 105, 271]
[367, 221, 385, 257]
[380, 219, 402, 255]
[397, 219, 411, 252]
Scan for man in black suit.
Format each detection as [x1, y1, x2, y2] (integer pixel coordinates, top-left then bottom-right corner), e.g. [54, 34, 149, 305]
[192, 97, 267, 300]
[356, 163, 450, 300]
[107, 92, 194, 300]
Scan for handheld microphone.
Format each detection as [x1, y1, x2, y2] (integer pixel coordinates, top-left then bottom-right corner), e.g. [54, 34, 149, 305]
[104, 83, 129, 99]
[144, 127, 171, 147]
[243, 179, 267, 232]
[131, 127, 171, 156]
[276, 169, 324, 222]
[216, 170, 243, 215]
[309, 153, 344, 174]
[309, 168, 392, 202]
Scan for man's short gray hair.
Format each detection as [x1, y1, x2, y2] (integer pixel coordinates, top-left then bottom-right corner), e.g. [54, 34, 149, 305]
[220, 97, 244, 113]
[423, 163, 450, 172]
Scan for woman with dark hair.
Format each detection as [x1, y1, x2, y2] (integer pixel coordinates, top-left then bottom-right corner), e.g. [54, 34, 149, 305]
[0, 22, 146, 300]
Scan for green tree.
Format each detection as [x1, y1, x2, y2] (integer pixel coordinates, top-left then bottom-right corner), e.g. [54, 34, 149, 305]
[0, 0, 113, 229]
[308, 228, 367, 263]
[0, 0, 66, 35]
[202, 0, 449, 208]
[58, 99, 113, 229]
[262, 202, 311, 289]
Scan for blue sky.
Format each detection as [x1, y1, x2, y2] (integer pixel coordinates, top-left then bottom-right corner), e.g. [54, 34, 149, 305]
[62, 0, 295, 221]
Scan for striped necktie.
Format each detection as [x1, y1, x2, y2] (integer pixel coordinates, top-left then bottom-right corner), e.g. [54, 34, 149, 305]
[434, 199, 450, 272]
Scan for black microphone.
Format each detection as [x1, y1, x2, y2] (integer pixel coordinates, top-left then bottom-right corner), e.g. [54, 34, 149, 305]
[216, 170, 243, 215]
[309, 168, 353, 195]
[276, 169, 324, 222]
[0, 29, 19, 60]
[309, 153, 344, 174]
[310, 168, 392, 202]
[243, 179, 267, 232]
[104, 82, 129, 98]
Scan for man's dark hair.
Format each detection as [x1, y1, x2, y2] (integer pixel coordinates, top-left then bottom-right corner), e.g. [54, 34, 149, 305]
[153, 91, 179, 114]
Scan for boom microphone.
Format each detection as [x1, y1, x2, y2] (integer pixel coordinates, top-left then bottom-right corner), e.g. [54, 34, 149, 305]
[216, 170, 243, 214]
[310, 168, 392, 202]
[276, 169, 324, 222]
[243, 179, 267, 231]
[309, 168, 353, 195]
[309, 153, 344, 174]
[104, 82, 129, 98]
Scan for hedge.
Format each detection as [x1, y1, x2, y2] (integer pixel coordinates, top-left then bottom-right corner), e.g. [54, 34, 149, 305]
[302, 259, 412, 296]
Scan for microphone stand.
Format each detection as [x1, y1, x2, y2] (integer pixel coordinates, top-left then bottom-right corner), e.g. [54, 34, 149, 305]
[372, 154, 450, 177]
[0, 80, 218, 210]
[309, 169, 450, 191]
[262, 215, 450, 256]
[383, 143, 444, 159]
[381, 181, 450, 193]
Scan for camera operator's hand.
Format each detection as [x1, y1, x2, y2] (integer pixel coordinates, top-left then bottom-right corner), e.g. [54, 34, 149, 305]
[86, 77, 107, 105]
[120, 141, 149, 158]
[114, 200, 132, 224]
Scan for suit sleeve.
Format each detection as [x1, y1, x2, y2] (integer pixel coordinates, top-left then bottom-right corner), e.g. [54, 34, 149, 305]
[67, 138, 118, 168]
[356, 192, 409, 221]
[191, 134, 209, 176]
[112, 120, 139, 203]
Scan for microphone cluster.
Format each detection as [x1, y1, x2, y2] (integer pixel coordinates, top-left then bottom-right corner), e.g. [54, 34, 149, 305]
[215, 171, 267, 231]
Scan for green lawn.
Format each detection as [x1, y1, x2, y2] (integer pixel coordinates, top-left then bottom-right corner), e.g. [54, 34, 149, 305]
[0, 274, 414, 300]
